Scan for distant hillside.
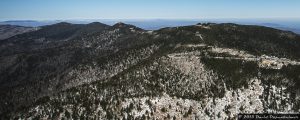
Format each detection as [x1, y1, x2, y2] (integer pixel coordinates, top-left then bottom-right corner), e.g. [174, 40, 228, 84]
[0, 25, 37, 40]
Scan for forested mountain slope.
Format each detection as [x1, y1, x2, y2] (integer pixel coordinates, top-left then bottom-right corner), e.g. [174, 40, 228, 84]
[0, 22, 300, 119]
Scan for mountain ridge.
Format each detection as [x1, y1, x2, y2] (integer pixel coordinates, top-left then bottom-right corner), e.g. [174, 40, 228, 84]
[2, 19, 300, 34]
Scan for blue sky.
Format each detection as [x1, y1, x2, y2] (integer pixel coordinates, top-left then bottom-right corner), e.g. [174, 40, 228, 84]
[0, 0, 300, 20]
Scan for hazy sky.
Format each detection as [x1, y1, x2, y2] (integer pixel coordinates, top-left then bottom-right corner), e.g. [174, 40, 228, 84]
[1, 0, 300, 20]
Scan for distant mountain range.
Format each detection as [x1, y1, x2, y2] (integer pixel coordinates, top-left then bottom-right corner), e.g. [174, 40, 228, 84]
[1, 19, 300, 34]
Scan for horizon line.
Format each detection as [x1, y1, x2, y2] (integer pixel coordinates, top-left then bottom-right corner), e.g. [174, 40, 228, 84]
[1, 17, 300, 22]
